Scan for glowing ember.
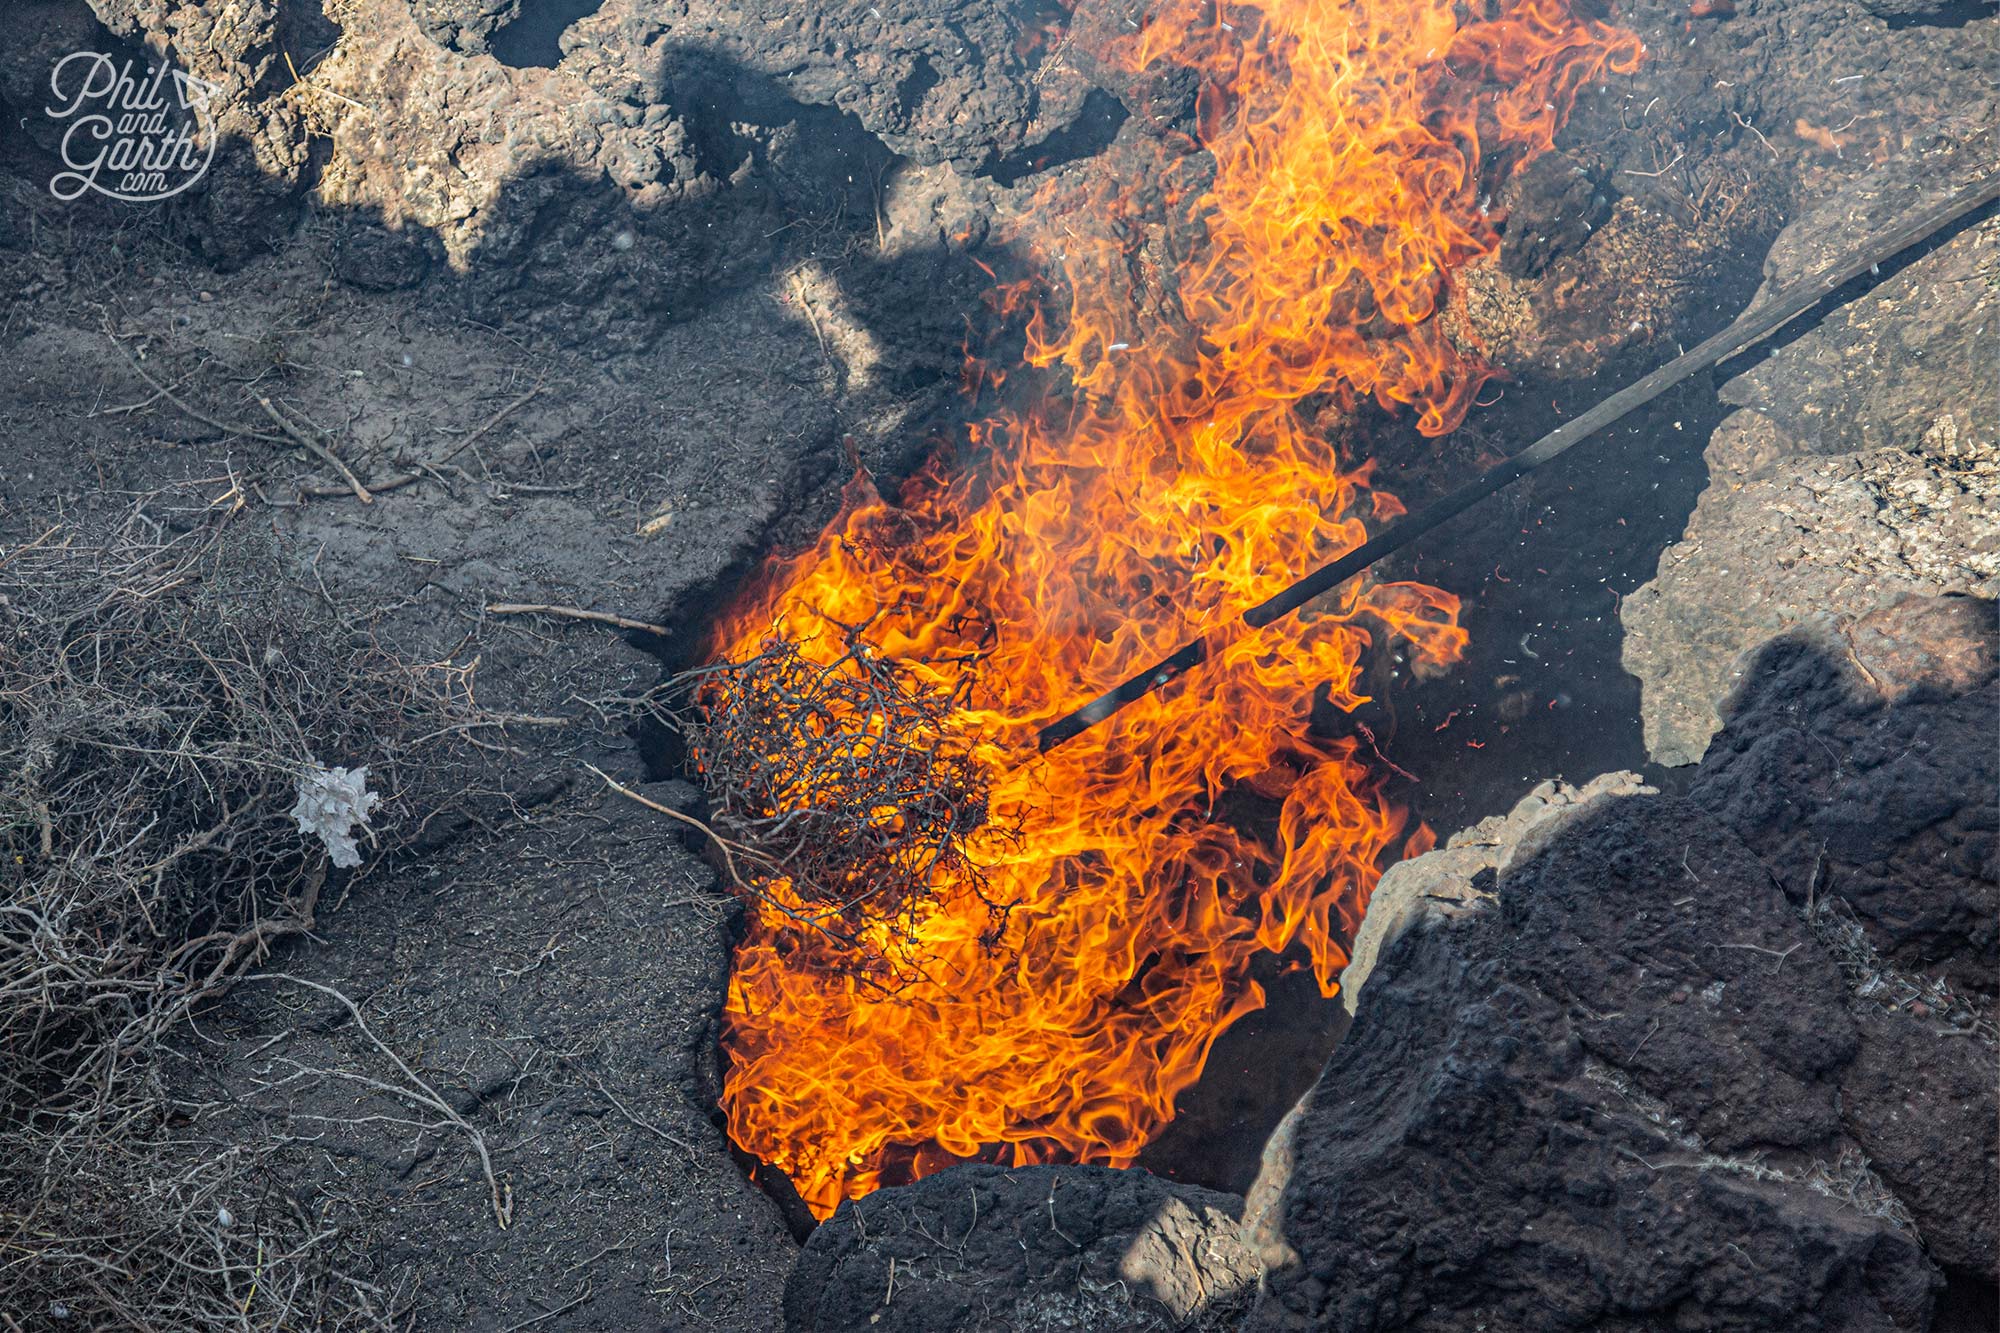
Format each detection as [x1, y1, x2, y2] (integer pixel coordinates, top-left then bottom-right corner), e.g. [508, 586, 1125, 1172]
[709, 0, 1640, 1218]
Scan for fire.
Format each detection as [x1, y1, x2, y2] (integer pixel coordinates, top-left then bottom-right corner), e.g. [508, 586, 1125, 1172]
[709, 0, 1640, 1218]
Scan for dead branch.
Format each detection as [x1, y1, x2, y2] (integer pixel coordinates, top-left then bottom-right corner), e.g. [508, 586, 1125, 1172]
[584, 1071, 699, 1159]
[582, 763, 867, 956]
[296, 379, 542, 501]
[102, 320, 276, 442]
[485, 603, 670, 637]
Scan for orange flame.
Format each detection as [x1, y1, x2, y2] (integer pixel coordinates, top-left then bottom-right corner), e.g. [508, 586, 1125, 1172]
[711, 0, 1640, 1218]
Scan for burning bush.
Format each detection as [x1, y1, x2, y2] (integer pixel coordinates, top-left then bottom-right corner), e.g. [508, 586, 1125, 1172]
[698, 0, 1633, 1218]
[670, 607, 1012, 984]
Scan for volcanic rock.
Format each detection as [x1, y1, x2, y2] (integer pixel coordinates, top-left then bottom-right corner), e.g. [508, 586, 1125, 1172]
[1620, 136, 2000, 767]
[1689, 596, 1999, 997]
[1240, 771, 1657, 1271]
[409, 0, 522, 55]
[1494, 152, 1611, 282]
[1337, 770, 1656, 1019]
[572, 0, 1103, 177]
[1252, 607, 1996, 1331]
[84, 0, 330, 267]
[783, 1163, 1261, 1333]
[67, 0, 1103, 348]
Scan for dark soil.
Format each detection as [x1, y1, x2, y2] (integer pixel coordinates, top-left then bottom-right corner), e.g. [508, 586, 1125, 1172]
[169, 777, 792, 1331]
[785, 1163, 1262, 1333]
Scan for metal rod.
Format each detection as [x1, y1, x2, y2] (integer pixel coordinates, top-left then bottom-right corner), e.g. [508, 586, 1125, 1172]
[1036, 164, 2000, 753]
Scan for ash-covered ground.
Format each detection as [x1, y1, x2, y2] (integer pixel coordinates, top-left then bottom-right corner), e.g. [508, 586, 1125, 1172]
[0, 0, 1993, 1329]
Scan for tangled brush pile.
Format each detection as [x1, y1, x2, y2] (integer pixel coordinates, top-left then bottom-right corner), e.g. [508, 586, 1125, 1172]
[0, 511, 472, 1329]
[670, 610, 1008, 983]
[0, 516, 467, 1106]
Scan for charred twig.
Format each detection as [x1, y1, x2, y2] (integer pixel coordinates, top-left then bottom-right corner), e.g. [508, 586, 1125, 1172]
[584, 765, 773, 890]
[584, 1072, 698, 1159]
[498, 1287, 593, 1333]
[89, 362, 201, 417]
[582, 764, 863, 953]
[1732, 110, 1780, 158]
[1618, 149, 1686, 178]
[1046, 1180, 1081, 1248]
[1711, 940, 1805, 974]
[787, 270, 841, 387]
[0, 523, 64, 573]
[301, 471, 421, 500]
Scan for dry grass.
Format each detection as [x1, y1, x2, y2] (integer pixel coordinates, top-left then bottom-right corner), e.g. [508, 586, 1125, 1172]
[1, 1114, 404, 1331]
[0, 508, 476, 1328]
[1798, 1147, 1920, 1234]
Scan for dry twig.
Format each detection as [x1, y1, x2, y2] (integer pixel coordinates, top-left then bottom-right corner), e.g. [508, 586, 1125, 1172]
[435, 379, 544, 467]
[257, 397, 374, 503]
[243, 974, 513, 1229]
[102, 320, 274, 442]
[485, 603, 670, 637]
